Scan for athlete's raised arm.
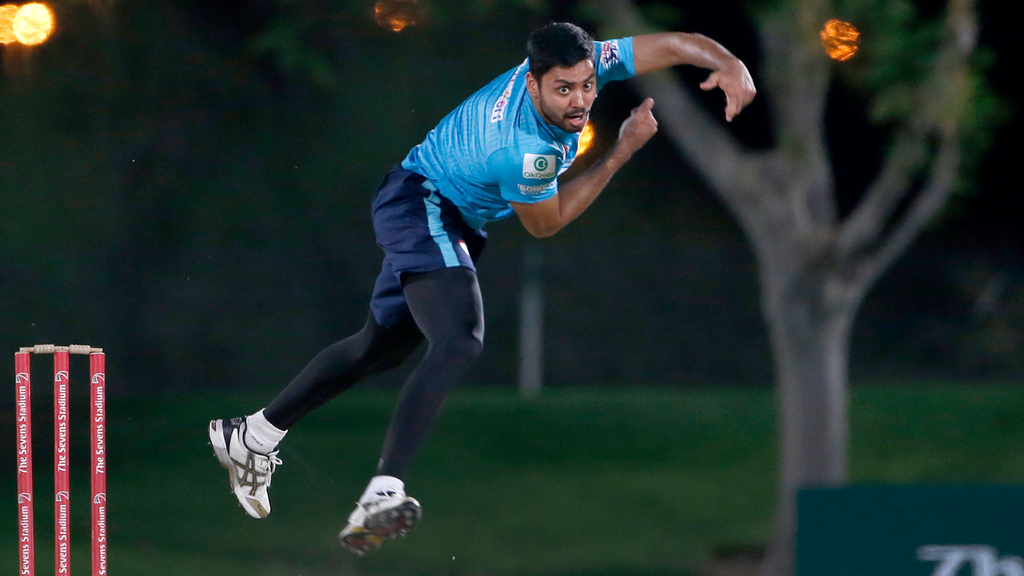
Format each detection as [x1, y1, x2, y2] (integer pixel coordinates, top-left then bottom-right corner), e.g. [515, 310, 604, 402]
[511, 98, 659, 238]
[633, 32, 756, 122]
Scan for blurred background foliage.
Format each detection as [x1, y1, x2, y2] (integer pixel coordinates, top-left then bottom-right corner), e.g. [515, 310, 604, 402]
[1, 0, 1021, 395]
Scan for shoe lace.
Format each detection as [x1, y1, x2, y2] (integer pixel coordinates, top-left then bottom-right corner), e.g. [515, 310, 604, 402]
[262, 451, 283, 487]
[239, 450, 282, 494]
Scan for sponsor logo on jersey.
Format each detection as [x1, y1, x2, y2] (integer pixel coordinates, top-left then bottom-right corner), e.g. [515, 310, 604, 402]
[523, 154, 556, 179]
[600, 40, 620, 68]
[491, 59, 528, 123]
[517, 182, 556, 195]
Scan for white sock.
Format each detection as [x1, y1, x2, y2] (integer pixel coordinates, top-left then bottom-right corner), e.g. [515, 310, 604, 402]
[243, 409, 287, 454]
[360, 475, 405, 503]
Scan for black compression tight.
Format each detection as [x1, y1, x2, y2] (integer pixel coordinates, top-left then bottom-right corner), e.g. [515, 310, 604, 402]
[263, 266, 484, 479]
[262, 314, 423, 429]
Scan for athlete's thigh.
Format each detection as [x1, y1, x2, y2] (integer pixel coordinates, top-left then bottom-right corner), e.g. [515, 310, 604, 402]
[402, 267, 484, 343]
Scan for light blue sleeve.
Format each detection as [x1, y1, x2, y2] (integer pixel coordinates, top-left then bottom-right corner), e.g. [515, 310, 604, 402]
[594, 37, 636, 91]
[487, 146, 559, 204]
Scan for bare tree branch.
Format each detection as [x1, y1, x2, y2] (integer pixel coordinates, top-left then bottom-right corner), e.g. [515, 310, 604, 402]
[853, 130, 960, 289]
[628, 71, 762, 201]
[836, 124, 931, 258]
[846, 0, 976, 287]
[756, 6, 835, 229]
[949, 0, 979, 53]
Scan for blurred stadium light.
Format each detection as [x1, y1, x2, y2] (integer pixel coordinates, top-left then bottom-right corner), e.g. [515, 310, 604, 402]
[0, 3, 55, 46]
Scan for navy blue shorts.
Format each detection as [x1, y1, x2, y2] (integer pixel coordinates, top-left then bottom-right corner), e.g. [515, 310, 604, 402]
[369, 166, 487, 328]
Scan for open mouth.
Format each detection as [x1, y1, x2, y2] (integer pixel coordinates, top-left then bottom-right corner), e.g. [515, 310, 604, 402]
[565, 110, 589, 129]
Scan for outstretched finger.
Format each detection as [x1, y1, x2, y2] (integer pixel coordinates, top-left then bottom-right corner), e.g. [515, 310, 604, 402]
[632, 97, 655, 115]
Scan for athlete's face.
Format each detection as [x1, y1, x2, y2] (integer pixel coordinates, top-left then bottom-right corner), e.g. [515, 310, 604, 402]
[526, 59, 597, 133]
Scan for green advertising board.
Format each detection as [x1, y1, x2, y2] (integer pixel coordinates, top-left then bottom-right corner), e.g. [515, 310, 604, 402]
[797, 485, 1024, 576]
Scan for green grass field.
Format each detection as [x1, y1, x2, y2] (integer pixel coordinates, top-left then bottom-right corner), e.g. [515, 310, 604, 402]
[2, 386, 1024, 575]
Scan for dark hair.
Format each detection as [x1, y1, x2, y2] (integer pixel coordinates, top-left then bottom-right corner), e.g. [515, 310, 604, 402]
[526, 23, 596, 82]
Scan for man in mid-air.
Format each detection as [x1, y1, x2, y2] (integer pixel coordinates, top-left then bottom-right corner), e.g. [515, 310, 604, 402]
[209, 22, 755, 556]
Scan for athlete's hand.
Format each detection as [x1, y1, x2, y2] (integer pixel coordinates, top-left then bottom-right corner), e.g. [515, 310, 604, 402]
[617, 98, 658, 154]
[700, 58, 756, 122]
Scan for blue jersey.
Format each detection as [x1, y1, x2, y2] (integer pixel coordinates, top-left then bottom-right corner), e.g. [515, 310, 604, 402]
[401, 38, 636, 230]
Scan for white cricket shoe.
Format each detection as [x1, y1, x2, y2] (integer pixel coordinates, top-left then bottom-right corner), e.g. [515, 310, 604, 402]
[338, 488, 422, 556]
[209, 417, 282, 519]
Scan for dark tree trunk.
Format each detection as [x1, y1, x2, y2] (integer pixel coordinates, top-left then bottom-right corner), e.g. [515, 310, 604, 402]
[759, 265, 861, 576]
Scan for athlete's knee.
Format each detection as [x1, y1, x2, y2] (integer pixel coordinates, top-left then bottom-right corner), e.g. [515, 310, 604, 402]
[463, 333, 484, 362]
[429, 332, 483, 366]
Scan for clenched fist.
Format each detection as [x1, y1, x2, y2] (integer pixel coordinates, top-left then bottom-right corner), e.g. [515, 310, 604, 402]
[617, 98, 658, 154]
